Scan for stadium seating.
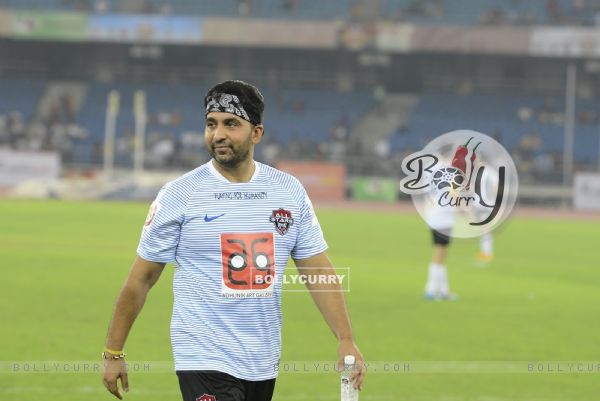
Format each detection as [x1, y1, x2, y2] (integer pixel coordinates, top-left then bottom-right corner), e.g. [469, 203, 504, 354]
[260, 87, 372, 144]
[1, 77, 598, 168]
[391, 92, 600, 166]
[0, 78, 45, 120]
[0, 0, 595, 25]
[74, 82, 372, 165]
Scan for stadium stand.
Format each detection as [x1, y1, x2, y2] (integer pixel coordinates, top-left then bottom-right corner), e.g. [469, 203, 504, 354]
[0, 78, 47, 151]
[0, 78, 44, 119]
[74, 82, 372, 166]
[1, 0, 599, 25]
[2, 77, 598, 177]
[389, 92, 600, 179]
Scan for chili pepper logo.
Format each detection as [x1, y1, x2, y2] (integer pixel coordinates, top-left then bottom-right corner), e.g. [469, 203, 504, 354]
[429, 137, 481, 195]
[451, 136, 473, 174]
[448, 136, 482, 191]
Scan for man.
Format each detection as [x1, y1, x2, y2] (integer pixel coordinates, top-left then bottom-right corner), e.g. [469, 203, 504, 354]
[102, 80, 365, 401]
[476, 232, 494, 264]
[423, 179, 457, 301]
[424, 226, 493, 300]
[424, 228, 456, 301]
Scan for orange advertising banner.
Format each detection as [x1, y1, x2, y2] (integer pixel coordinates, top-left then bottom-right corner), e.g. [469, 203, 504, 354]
[277, 161, 346, 202]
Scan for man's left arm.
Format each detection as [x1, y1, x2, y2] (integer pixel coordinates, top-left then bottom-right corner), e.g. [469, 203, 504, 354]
[294, 251, 365, 390]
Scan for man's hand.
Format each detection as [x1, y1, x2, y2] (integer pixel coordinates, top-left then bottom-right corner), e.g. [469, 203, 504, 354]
[338, 339, 366, 391]
[103, 359, 129, 400]
[295, 252, 366, 391]
[102, 257, 164, 399]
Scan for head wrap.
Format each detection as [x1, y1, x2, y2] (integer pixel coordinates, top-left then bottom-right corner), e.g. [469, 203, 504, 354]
[204, 92, 262, 125]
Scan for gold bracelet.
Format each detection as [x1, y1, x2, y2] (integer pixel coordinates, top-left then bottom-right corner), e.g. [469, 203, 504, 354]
[102, 351, 126, 360]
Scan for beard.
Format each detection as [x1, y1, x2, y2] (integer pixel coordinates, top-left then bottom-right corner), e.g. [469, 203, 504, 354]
[207, 138, 252, 168]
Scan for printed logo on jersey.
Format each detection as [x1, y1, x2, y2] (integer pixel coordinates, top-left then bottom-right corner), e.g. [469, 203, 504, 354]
[269, 208, 294, 235]
[196, 394, 216, 401]
[204, 213, 225, 222]
[221, 232, 275, 298]
[214, 191, 268, 200]
[143, 201, 160, 229]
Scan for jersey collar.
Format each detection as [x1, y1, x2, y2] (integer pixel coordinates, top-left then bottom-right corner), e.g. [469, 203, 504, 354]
[208, 160, 261, 184]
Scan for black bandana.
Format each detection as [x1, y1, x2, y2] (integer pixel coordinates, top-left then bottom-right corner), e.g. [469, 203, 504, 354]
[205, 93, 261, 125]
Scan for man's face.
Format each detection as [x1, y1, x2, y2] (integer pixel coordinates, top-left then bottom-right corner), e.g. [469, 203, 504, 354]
[204, 112, 263, 168]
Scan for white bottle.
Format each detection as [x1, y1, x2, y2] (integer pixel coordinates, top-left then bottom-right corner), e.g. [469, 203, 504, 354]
[341, 355, 359, 401]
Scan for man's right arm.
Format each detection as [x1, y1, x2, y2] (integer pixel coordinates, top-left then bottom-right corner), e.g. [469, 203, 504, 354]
[102, 256, 165, 399]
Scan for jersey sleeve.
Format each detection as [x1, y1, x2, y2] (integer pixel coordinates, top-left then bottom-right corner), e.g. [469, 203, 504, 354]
[137, 183, 186, 263]
[291, 190, 328, 260]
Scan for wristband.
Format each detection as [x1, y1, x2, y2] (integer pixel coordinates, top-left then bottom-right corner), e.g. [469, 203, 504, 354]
[104, 347, 124, 355]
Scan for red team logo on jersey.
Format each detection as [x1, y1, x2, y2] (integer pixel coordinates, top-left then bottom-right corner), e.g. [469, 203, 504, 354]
[270, 208, 294, 235]
[221, 233, 275, 295]
[143, 201, 160, 228]
[196, 394, 216, 401]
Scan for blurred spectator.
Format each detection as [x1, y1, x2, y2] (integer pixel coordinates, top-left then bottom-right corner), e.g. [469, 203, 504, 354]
[374, 137, 390, 158]
[116, 129, 134, 160]
[533, 152, 555, 173]
[577, 110, 599, 125]
[27, 121, 47, 151]
[0, 114, 7, 145]
[329, 140, 347, 163]
[282, 0, 301, 12]
[517, 106, 534, 122]
[425, 0, 446, 19]
[159, 1, 173, 15]
[62, 0, 92, 12]
[546, 0, 562, 22]
[350, 2, 367, 21]
[537, 98, 564, 125]
[94, 0, 109, 13]
[480, 8, 506, 25]
[239, 0, 252, 17]
[291, 100, 305, 114]
[153, 111, 182, 127]
[178, 130, 205, 167]
[8, 112, 26, 149]
[330, 117, 349, 142]
[373, 84, 386, 114]
[260, 137, 281, 166]
[405, 0, 425, 17]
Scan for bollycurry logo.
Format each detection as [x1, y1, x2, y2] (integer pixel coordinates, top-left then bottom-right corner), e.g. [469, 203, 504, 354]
[400, 130, 518, 238]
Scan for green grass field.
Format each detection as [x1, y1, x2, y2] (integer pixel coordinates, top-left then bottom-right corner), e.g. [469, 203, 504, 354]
[1, 199, 599, 401]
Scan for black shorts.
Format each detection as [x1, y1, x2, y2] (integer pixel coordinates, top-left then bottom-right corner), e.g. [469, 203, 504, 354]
[432, 229, 451, 246]
[177, 370, 276, 401]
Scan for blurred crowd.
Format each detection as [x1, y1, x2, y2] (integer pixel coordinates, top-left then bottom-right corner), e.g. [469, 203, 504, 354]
[373, 0, 600, 26]
[62, 0, 305, 16]
[481, 0, 600, 26]
[58, 0, 600, 26]
[0, 94, 88, 162]
[3, 91, 597, 185]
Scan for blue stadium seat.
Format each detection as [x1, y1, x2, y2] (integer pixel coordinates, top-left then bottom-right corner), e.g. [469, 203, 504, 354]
[0, 78, 45, 119]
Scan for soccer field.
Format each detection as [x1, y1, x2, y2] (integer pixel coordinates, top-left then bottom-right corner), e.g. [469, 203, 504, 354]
[1, 199, 599, 401]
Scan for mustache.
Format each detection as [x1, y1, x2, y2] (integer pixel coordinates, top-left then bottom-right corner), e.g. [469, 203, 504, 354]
[211, 140, 233, 149]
